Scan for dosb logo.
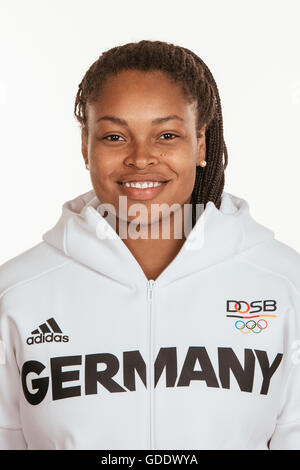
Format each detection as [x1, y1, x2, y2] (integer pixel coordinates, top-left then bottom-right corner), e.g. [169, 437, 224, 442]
[227, 299, 277, 314]
[226, 299, 277, 334]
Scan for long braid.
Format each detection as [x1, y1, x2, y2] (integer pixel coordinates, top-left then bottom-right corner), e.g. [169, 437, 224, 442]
[74, 40, 228, 227]
[182, 47, 228, 222]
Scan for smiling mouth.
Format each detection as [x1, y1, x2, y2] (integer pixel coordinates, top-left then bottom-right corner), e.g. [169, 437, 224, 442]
[117, 181, 169, 189]
[116, 180, 171, 200]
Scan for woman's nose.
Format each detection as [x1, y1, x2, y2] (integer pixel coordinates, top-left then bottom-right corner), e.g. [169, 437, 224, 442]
[124, 144, 160, 168]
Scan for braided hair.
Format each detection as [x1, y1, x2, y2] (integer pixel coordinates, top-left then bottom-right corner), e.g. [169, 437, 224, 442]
[74, 40, 228, 226]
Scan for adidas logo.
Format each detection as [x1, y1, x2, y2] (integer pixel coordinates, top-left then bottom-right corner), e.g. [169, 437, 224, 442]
[26, 317, 69, 345]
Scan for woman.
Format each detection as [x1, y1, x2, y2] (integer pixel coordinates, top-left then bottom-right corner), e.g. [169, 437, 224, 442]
[1, 40, 300, 450]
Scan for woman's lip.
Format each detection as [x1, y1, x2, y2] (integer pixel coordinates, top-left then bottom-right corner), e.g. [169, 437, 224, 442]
[116, 181, 170, 200]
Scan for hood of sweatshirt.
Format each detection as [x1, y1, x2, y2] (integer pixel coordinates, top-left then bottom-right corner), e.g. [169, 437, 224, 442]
[42, 189, 275, 288]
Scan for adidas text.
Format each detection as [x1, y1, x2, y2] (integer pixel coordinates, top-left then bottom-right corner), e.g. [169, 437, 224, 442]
[26, 333, 69, 345]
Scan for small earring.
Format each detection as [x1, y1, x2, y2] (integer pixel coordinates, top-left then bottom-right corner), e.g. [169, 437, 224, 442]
[199, 160, 207, 168]
[85, 162, 90, 170]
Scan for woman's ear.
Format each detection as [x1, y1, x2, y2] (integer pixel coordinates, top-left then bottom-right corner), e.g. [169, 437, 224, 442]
[196, 124, 206, 166]
[81, 127, 88, 166]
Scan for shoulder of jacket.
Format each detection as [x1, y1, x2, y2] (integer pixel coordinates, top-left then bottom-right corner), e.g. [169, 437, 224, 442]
[0, 242, 71, 300]
[239, 237, 300, 294]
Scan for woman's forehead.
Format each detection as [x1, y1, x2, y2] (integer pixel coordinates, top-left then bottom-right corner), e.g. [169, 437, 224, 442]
[87, 73, 197, 123]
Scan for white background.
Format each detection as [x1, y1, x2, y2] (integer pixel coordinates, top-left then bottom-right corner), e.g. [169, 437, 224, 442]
[0, 0, 299, 265]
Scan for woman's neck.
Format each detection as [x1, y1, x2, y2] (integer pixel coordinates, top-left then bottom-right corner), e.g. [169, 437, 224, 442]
[116, 206, 191, 281]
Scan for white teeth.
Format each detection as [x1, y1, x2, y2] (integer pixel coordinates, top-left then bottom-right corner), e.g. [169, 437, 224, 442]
[123, 181, 164, 188]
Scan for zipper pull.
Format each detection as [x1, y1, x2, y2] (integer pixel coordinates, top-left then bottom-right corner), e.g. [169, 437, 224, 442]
[147, 279, 155, 301]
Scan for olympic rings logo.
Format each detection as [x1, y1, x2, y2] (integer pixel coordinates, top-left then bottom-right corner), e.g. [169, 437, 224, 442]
[235, 318, 268, 334]
[226, 300, 277, 334]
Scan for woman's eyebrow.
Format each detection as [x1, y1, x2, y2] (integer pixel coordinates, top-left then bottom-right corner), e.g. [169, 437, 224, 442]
[95, 114, 185, 126]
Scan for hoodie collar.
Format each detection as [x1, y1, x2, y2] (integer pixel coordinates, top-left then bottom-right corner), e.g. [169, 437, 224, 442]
[42, 189, 274, 288]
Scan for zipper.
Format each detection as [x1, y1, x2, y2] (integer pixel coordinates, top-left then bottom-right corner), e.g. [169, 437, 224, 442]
[147, 279, 155, 450]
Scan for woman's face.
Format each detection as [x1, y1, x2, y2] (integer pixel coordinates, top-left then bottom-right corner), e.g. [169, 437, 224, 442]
[81, 69, 206, 225]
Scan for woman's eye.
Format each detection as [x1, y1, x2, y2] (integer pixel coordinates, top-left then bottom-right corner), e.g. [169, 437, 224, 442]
[159, 133, 178, 140]
[102, 133, 178, 142]
[103, 135, 125, 142]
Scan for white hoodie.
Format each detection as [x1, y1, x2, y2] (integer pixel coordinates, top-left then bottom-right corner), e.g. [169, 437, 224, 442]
[1, 189, 300, 450]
